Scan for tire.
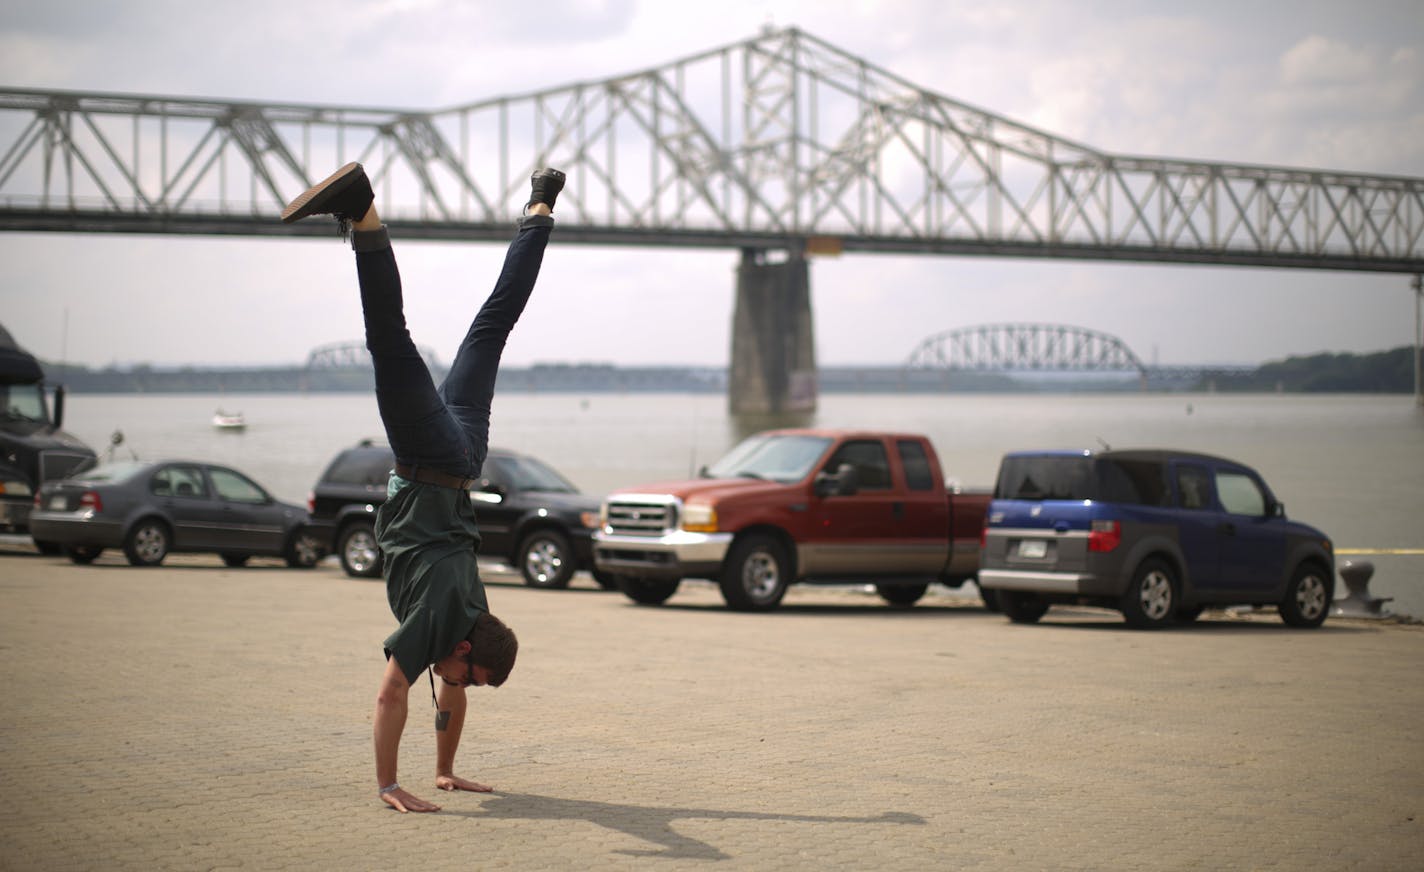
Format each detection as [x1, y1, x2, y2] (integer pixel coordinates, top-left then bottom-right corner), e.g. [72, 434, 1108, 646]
[616, 575, 680, 606]
[877, 582, 929, 607]
[124, 518, 170, 567]
[719, 534, 790, 611]
[67, 545, 103, 565]
[1175, 605, 1204, 623]
[34, 540, 62, 556]
[1279, 562, 1331, 628]
[518, 529, 575, 589]
[338, 521, 383, 578]
[284, 530, 324, 569]
[592, 570, 620, 591]
[979, 584, 1001, 612]
[999, 590, 1049, 624]
[1121, 558, 1177, 629]
[221, 553, 250, 568]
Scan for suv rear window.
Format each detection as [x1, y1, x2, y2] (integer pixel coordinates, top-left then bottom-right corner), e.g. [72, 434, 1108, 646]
[996, 455, 1169, 506]
[996, 456, 1091, 500]
[323, 449, 395, 486]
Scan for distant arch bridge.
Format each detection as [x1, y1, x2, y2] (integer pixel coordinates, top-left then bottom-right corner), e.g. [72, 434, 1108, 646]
[905, 323, 1251, 385]
[305, 341, 444, 373]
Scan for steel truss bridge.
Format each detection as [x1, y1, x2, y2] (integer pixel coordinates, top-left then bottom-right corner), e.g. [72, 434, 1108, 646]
[2, 26, 1421, 406]
[905, 323, 1250, 388]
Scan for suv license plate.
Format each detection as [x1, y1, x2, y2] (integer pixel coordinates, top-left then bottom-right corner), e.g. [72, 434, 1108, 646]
[1018, 539, 1048, 559]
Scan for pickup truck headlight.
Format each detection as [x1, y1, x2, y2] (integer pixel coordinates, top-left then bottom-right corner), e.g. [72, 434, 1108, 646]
[681, 503, 718, 533]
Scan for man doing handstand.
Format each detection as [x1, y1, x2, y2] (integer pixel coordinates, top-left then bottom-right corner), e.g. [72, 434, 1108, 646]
[281, 162, 564, 813]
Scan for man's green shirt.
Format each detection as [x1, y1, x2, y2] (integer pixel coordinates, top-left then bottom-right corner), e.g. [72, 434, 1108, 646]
[378, 474, 487, 686]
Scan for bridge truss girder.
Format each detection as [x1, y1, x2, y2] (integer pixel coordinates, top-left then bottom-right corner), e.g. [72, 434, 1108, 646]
[0, 27, 1421, 273]
[907, 323, 1148, 375]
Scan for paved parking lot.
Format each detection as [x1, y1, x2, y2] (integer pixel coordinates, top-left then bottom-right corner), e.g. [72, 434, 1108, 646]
[1, 542, 1421, 871]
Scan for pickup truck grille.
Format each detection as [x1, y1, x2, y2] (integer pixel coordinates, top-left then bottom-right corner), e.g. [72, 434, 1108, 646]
[604, 497, 677, 535]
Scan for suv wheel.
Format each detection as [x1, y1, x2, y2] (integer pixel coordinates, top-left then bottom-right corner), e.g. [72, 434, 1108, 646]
[1121, 558, 1177, 629]
[1279, 562, 1331, 628]
[339, 521, 383, 578]
[519, 529, 575, 589]
[1000, 590, 1049, 624]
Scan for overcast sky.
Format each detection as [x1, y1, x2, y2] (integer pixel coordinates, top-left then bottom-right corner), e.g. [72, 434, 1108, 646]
[2, 0, 1421, 370]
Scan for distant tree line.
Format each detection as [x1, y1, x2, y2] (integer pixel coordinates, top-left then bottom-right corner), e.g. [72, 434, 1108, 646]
[39, 346, 1418, 394]
[1200, 346, 1416, 393]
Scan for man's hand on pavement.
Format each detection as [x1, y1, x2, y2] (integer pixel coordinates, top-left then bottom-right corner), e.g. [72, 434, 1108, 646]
[380, 787, 442, 813]
[436, 773, 493, 793]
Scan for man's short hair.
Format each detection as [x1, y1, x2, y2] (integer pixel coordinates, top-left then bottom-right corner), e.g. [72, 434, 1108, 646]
[469, 612, 518, 686]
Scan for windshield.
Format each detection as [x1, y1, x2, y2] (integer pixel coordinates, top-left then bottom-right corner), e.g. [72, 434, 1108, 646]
[71, 461, 147, 483]
[503, 455, 578, 493]
[0, 384, 49, 424]
[704, 434, 833, 483]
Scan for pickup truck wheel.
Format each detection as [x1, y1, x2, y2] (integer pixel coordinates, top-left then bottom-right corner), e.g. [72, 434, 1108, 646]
[339, 521, 383, 578]
[124, 518, 170, 567]
[1279, 563, 1331, 628]
[67, 545, 103, 565]
[518, 529, 575, 589]
[720, 535, 790, 611]
[999, 591, 1048, 624]
[877, 582, 928, 607]
[617, 576, 679, 605]
[1121, 558, 1177, 629]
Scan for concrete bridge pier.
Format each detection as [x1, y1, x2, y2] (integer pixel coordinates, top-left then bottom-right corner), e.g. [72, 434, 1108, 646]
[729, 248, 817, 414]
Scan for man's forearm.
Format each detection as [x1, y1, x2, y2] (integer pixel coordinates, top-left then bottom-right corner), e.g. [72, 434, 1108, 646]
[373, 659, 412, 787]
[434, 679, 467, 776]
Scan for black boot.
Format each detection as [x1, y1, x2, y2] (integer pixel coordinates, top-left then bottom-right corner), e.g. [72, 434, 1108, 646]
[281, 162, 375, 232]
[526, 168, 566, 213]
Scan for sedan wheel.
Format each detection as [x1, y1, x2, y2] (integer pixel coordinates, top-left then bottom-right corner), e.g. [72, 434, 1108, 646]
[124, 519, 170, 567]
[285, 530, 325, 569]
[67, 545, 103, 565]
[519, 529, 575, 589]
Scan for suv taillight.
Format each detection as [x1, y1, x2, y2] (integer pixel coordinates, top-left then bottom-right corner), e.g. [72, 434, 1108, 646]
[79, 491, 103, 513]
[1088, 520, 1120, 552]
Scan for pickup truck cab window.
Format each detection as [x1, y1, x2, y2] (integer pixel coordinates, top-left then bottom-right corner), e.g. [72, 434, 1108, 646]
[823, 440, 892, 489]
[897, 440, 934, 491]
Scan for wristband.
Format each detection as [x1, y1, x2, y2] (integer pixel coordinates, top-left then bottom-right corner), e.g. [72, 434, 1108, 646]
[378, 782, 400, 796]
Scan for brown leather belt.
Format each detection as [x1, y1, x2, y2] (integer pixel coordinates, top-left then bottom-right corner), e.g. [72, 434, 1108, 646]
[393, 463, 474, 491]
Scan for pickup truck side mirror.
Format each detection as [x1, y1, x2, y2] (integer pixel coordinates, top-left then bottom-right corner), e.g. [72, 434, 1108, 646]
[814, 463, 859, 498]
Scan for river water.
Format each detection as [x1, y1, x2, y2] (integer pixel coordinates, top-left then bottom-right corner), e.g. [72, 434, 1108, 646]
[55, 391, 1424, 618]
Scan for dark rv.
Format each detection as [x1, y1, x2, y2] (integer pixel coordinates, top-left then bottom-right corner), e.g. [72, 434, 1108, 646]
[0, 324, 97, 545]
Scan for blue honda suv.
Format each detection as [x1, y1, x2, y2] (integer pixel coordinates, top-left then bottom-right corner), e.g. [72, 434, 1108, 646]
[978, 449, 1335, 628]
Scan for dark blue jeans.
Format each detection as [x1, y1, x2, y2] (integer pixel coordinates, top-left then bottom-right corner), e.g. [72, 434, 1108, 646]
[354, 216, 553, 478]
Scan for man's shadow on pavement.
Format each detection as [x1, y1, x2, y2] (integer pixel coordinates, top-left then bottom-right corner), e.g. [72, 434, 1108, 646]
[440, 791, 925, 860]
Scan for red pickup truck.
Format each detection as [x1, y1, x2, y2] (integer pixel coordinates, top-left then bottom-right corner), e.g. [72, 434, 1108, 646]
[592, 428, 991, 611]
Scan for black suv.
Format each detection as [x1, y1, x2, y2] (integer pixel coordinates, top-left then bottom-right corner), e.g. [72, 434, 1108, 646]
[307, 440, 613, 589]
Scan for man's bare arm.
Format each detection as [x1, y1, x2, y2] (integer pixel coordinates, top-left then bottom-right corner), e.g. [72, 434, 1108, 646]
[373, 656, 441, 813]
[434, 678, 492, 792]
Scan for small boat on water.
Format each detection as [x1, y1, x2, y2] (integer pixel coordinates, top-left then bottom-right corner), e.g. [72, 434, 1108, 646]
[213, 410, 247, 431]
